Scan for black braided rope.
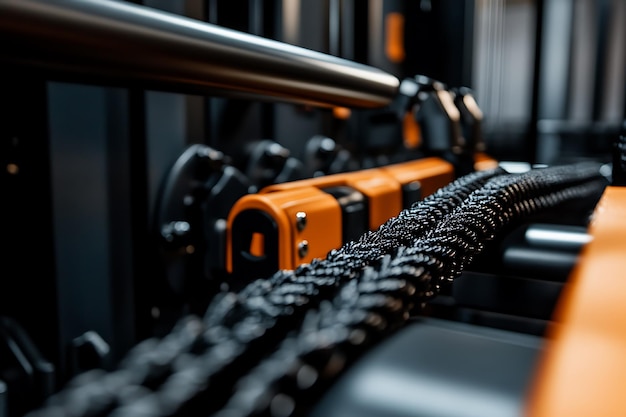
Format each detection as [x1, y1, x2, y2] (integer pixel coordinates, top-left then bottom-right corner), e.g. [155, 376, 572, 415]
[322, 166, 508, 270]
[25, 163, 604, 417]
[27, 168, 504, 417]
[209, 162, 606, 417]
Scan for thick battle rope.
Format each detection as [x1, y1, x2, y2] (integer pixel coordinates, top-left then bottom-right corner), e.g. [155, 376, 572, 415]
[26, 162, 605, 417]
[209, 162, 606, 417]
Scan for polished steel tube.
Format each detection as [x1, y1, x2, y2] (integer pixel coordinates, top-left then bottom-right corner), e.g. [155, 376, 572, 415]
[0, 0, 399, 108]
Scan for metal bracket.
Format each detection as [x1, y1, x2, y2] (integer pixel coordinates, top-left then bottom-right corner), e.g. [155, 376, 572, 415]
[154, 144, 251, 310]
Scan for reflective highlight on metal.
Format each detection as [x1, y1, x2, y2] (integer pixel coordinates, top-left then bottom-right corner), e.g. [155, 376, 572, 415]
[525, 224, 592, 251]
[0, 0, 400, 108]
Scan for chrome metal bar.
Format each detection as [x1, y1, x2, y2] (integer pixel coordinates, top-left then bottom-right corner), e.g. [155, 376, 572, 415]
[0, 0, 399, 108]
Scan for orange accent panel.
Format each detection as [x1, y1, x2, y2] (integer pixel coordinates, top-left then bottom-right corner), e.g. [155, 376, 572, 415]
[383, 158, 455, 198]
[333, 106, 352, 120]
[474, 152, 499, 171]
[249, 232, 265, 257]
[262, 158, 454, 228]
[348, 175, 401, 230]
[262, 168, 400, 230]
[226, 187, 341, 272]
[385, 12, 405, 63]
[526, 186, 626, 417]
[282, 194, 342, 266]
[260, 167, 382, 194]
[226, 191, 294, 273]
[403, 111, 421, 149]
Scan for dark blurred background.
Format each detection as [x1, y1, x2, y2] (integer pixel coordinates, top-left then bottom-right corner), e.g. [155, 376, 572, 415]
[0, 1, 624, 416]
